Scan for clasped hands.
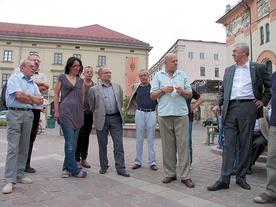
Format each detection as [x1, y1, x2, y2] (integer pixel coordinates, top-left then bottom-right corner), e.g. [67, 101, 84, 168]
[162, 86, 183, 94]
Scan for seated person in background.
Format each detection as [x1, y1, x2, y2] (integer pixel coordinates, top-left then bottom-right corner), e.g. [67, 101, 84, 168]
[247, 107, 269, 174]
[203, 127, 216, 145]
[232, 107, 269, 175]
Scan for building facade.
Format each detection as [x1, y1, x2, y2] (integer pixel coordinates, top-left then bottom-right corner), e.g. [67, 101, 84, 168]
[148, 39, 227, 121]
[216, 0, 276, 73]
[0, 22, 152, 111]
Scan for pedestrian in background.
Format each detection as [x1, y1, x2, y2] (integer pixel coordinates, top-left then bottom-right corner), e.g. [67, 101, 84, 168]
[127, 69, 158, 171]
[54, 57, 87, 178]
[253, 71, 276, 204]
[2, 59, 43, 194]
[150, 53, 195, 188]
[75, 66, 96, 169]
[186, 88, 204, 170]
[207, 43, 271, 191]
[88, 66, 130, 177]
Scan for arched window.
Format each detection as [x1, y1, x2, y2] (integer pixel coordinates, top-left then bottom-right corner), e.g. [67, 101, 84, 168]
[266, 23, 270, 43]
[260, 26, 264, 45]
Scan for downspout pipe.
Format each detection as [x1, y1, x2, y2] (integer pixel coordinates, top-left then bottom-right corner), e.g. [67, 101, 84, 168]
[244, 0, 253, 61]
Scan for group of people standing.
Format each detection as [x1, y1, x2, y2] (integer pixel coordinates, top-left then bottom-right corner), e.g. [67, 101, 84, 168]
[127, 43, 276, 203]
[2, 42, 276, 204]
[53, 57, 130, 178]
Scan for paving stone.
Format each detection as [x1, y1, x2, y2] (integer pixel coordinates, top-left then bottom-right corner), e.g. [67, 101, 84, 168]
[0, 124, 272, 207]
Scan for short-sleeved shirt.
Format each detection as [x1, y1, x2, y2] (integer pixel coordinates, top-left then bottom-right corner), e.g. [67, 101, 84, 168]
[32, 72, 48, 110]
[58, 74, 84, 129]
[136, 84, 156, 110]
[6, 72, 41, 109]
[150, 69, 191, 116]
[186, 88, 201, 122]
[270, 71, 276, 126]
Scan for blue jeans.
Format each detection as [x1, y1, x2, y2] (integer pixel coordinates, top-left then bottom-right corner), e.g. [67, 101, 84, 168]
[134, 110, 157, 166]
[60, 124, 80, 176]
[189, 121, 193, 165]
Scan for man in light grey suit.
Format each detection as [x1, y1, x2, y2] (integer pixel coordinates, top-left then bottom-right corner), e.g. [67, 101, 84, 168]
[88, 66, 130, 177]
[207, 43, 271, 191]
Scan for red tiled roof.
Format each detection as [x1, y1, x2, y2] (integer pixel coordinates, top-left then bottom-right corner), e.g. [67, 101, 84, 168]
[0, 22, 149, 46]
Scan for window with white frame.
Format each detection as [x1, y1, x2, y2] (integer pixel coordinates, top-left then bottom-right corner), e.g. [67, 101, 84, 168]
[214, 54, 219, 61]
[3, 50, 12, 62]
[266, 23, 270, 43]
[98, 56, 106, 66]
[188, 52, 193, 59]
[200, 52, 205, 59]
[53, 76, 58, 88]
[30, 52, 38, 56]
[54, 53, 62, 64]
[260, 26, 264, 45]
[215, 68, 219, 77]
[200, 67, 205, 76]
[73, 54, 81, 59]
[2, 74, 10, 87]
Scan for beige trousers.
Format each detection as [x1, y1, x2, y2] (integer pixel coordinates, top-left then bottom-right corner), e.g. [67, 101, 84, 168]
[158, 115, 190, 180]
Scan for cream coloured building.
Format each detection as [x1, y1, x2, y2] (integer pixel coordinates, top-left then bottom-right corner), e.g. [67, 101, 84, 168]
[0, 22, 152, 111]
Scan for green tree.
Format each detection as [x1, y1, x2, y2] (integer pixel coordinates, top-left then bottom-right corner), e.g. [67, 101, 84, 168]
[123, 96, 135, 123]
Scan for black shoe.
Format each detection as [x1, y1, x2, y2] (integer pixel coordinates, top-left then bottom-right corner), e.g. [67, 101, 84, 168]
[117, 170, 130, 177]
[207, 181, 229, 191]
[99, 168, 108, 174]
[132, 164, 141, 170]
[24, 167, 36, 173]
[246, 166, 252, 174]
[236, 181, 251, 190]
[231, 170, 236, 176]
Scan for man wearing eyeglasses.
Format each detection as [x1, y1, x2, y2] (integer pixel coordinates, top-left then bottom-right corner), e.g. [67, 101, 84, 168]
[2, 59, 44, 194]
[24, 54, 49, 173]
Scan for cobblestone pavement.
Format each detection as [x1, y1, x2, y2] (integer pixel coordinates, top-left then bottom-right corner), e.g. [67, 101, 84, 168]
[0, 123, 274, 207]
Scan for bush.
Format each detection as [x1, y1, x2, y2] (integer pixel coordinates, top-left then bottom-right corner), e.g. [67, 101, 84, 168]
[123, 96, 135, 123]
[0, 120, 7, 126]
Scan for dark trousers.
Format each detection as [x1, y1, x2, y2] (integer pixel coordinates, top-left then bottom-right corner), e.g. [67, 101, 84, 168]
[219, 101, 258, 184]
[96, 114, 125, 173]
[251, 131, 268, 165]
[26, 109, 41, 168]
[75, 113, 93, 162]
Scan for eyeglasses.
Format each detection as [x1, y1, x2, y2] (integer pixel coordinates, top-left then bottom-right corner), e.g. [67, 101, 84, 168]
[72, 65, 81, 68]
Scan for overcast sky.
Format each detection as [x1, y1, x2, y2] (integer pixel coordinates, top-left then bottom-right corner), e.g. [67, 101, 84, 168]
[0, 0, 239, 68]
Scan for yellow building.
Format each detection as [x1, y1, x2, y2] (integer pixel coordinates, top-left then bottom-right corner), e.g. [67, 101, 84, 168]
[216, 0, 276, 73]
[0, 22, 152, 110]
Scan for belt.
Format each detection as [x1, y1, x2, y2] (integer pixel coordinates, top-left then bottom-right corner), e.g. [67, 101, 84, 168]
[106, 112, 120, 116]
[8, 107, 31, 111]
[137, 108, 155, 112]
[229, 99, 254, 103]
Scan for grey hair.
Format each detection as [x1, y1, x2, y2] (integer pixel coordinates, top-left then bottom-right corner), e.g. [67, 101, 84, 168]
[19, 59, 29, 67]
[28, 53, 40, 59]
[139, 69, 148, 75]
[98, 66, 109, 75]
[235, 43, 249, 56]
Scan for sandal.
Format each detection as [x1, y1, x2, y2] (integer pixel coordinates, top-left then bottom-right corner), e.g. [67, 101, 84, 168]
[62, 170, 70, 178]
[76, 171, 87, 178]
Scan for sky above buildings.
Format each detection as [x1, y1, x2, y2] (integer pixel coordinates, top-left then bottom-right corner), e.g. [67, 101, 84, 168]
[0, 0, 239, 68]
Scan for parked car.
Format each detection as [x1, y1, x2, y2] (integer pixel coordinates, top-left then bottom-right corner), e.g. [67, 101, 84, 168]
[0, 110, 7, 121]
[202, 117, 217, 127]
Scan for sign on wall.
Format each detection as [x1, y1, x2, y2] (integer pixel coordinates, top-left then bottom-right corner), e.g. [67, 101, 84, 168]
[126, 57, 138, 96]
